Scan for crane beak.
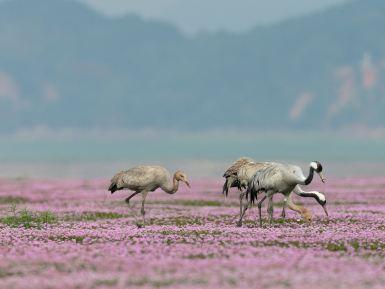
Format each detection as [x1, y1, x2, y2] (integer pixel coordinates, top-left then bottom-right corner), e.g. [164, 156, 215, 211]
[322, 204, 329, 218]
[184, 180, 191, 188]
[318, 172, 326, 183]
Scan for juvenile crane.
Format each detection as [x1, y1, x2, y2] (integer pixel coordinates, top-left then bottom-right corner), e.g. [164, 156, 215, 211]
[108, 165, 190, 225]
[245, 161, 327, 226]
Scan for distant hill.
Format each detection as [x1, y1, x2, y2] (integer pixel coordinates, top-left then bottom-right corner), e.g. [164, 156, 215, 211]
[0, 0, 384, 132]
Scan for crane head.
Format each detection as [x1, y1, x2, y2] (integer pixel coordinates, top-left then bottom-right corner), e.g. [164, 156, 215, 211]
[313, 191, 329, 218]
[310, 161, 326, 183]
[301, 208, 313, 223]
[174, 171, 191, 188]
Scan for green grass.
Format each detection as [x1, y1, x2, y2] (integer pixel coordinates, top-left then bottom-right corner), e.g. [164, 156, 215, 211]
[184, 253, 216, 259]
[0, 268, 18, 278]
[147, 214, 237, 227]
[125, 277, 207, 288]
[147, 216, 205, 226]
[0, 208, 58, 228]
[332, 201, 369, 205]
[48, 235, 85, 244]
[242, 218, 307, 227]
[159, 229, 222, 237]
[172, 200, 223, 207]
[63, 211, 126, 222]
[92, 278, 118, 288]
[0, 206, 130, 228]
[247, 238, 385, 252]
[150, 199, 224, 207]
[326, 242, 347, 252]
[0, 196, 27, 204]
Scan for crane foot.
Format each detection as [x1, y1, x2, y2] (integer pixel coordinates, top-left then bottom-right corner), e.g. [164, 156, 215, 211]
[135, 221, 145, 229]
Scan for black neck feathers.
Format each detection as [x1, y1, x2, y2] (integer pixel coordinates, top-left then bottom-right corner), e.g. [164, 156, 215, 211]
[304, 167, 315, 185]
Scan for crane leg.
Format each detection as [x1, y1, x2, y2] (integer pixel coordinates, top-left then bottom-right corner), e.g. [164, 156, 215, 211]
[281, 197, 287, 220]
[267, 194, 274, 224]
[237, 191, 246, 226]
[140, 191, 149, 226]
[257, 195, 267, 227]
[238, 201, 249, 227]
[125, 191, 140, 204]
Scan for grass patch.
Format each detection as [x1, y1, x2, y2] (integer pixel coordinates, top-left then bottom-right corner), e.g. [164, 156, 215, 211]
[159, 229, 222, 237]
[333, 201, 369, 205]
[125, 277, 207, 287]
[242, 218, 307, 227]
[326, 242, 347, 252]
[0, 208, 57, 229]
[92, 278, 118, 288]
[272, 201, 288, 207]
[150, 199, 223, 207]
[172, 200, 223, 207]
[273, 218, 307, 225]
[148, 216, 204, 226]
[0, 196, 27, 204]
[158, 229, 223, 245]
[148, 214, 236, 227]
[64, 211, 126, 222]
[367, 242, 385, 250]
[247, 239, 385, 253]
[185, 253, 216, 259]
[48, 235, 85, 244]
[343, 210, 385, 215]
[0, 267, 19, 278]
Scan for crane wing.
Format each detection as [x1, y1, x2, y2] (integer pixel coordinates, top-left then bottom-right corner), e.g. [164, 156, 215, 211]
[248, 164, 280, 203]
[120, 166, 155, 188]
[222, 157, 254, 178]
[110, 166, 168, 191]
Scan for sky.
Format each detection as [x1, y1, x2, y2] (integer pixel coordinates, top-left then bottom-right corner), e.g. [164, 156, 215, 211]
[79, 0, 351, 34]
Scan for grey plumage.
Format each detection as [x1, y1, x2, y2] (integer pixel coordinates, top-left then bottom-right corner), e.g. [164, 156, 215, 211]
[244, 161, 327, 226]
[223, 158, 323, 226]
[108, 165, 190, 226]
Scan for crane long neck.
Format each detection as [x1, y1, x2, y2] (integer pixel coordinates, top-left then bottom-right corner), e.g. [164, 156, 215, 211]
[293, 185, 316, 199]
[162, 176, 179, 194]
[302, 167, 315, 185]
[286, 193, 312, 221]
[286, 193, 307, 215]
[291, 185, 327, 216]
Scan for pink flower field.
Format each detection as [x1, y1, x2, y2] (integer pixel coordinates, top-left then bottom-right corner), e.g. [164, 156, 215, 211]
[1, 176, 385, 289]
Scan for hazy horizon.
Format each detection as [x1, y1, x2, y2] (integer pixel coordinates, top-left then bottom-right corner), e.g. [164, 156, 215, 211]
[1, 0, 384, 178]
[1, 129, 384, 179]
[1, 0, 384, 133]
[78, 0, 351, 34]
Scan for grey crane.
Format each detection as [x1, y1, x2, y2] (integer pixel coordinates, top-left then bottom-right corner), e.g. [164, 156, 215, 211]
[223, 158, 318, 226]
[108, 165, 190, 225]
[244, 161, 327, 226]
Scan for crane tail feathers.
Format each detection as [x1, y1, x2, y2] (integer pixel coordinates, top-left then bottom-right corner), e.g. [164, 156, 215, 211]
[248, 178, 259, 204]
[222, 179, 229, 197]
[249, 187, 258, 204]
[108, 182, 119, 194]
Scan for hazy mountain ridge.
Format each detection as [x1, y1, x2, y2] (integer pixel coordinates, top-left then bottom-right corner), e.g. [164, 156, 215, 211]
[0, 0, 384, 132]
